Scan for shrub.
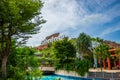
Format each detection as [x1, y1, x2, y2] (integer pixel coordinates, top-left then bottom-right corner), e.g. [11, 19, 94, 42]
[74, 59, 92, 76]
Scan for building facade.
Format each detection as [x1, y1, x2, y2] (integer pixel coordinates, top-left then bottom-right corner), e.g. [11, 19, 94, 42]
[36, 33, 65, 50]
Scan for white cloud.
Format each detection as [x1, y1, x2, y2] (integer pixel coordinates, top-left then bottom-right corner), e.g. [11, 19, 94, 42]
[40, 0, 111, 36]
[26, 0, 81, 46]
[95, 0, 116, 8]
[79, 14, 110, 27]
[42, 0, 80, 28]
[26, 0, 120, 46]
[99, 23, 120, 37]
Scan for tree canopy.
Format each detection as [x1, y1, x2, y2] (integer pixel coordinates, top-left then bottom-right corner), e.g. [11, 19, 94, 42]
[76, 32, 92, 60]
[0, 0, 45, 78]
[53, 37, 76, 71]
[7, 46, 42, 80]
[93, 43, 110, 70]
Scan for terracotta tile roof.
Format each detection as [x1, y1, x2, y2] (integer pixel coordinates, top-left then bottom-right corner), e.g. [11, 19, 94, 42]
[104, 40, 120, 49]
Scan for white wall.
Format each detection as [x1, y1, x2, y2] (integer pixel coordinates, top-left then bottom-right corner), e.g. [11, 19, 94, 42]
[55, 70, 88, 78]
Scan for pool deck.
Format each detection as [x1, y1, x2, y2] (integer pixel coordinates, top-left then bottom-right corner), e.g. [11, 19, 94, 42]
[89, 68, 120, 73]
[39, 67, 55, 71]
[88, 68, 120, 79]
[39, 67, 120, 78]
[39, 67, 120, 73]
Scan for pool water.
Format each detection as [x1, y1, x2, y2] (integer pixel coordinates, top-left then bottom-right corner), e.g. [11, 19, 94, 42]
[40, 74, 102, 80]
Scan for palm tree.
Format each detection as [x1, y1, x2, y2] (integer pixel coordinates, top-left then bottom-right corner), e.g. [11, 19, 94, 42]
[76, 32, 92, 60]
[91, 37, 103, 69]
[115, 49, 120, 69]
[94, 43, 110, 70]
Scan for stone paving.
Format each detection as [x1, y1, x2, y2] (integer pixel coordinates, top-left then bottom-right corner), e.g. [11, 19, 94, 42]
[39, 67, 55, 71]
[89, 68, 120, 73]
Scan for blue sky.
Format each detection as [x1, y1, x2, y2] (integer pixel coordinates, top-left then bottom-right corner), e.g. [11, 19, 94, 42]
[27, 0, 120, 46]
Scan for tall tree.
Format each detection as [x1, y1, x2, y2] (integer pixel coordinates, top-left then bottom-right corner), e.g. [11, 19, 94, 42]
[53, 37, 76, 70]
[115, 48, 120, 69]
[76, 32, 92, 60]
[93, 43, 110, 70]
[7, 46, 42, 79]
[91, 37, 103, 68]
[0, 0, 45, 78]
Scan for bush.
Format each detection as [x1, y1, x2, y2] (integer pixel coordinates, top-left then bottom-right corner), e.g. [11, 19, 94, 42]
[26, 68, 42, 80]
[74, 59, 92, 76]
[7, 65, 25, 80]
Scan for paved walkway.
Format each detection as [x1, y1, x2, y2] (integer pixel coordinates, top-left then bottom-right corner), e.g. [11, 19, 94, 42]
[39, 67, 55, 71]
[38, 67, 120, 73]
[89, 68, 120, 73]
[39, 67, 120, 73]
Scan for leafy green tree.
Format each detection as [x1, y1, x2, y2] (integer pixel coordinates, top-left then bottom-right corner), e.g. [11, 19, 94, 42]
[90, 37, 103, 68]
[75, 59, 92, 76]
[76, 32, 92, 60]
[53, 37, 76, 71]
[0, 0, 45, 78]
[39, 47, 54, 67]
[115, 48, 120, 69]
[69, 38, 76, 46]
[91, 37, 104, 43]
[27, 68, 42, 80]
[52, 36, 92, 76]
[7, 46, 42, 80]
[93, 43, 110, 70]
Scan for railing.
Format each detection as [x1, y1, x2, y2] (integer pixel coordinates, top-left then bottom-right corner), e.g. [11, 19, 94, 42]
[88, 72, 120, 79]
[39, 67, 55, 75]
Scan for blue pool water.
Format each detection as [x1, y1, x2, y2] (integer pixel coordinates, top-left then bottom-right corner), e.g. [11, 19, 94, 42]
[40, 74, 103, 80]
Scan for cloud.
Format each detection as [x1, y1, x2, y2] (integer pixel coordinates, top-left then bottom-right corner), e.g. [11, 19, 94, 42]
[26, 0, 120, 46]
[40, 0, 111, 35]
[41, 0, 80, 29]
[99, 23, 120, 37]
[26, 0, 81, 46]
[79, 14, 111, 27]
[105, 4, 120, 18]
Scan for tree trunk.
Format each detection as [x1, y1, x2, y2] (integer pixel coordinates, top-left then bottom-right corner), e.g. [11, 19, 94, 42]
[100, 58, 102, 71]
[107, 58, 111, 70]
[2, 56, 8, 79]
[103, 60, 106, 69]
[114, 60, 117, 69]
[93, 54, 98, 68]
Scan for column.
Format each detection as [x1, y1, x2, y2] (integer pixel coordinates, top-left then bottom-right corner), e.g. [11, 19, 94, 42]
[107, 58, 111, 70]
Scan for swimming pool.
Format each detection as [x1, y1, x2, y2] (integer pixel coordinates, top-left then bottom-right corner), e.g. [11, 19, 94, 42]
[40, 74, 103, 80]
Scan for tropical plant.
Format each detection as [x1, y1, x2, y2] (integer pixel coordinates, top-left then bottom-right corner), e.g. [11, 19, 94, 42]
[26, 68, 42, 80]
[0, 0, 45, 78]
[7, 46, 42, 80]
[74, 59, 92, 76]
[90, 37, 103, 68]
[115, 48, 120, 69]
[93, 43, 110, 70]
[76, 32, 92, 60]
[69, 38, 76, 46]
[52, 37, 76, 71]
[39, 47, 54, 66]
[7, 65, 26, 80]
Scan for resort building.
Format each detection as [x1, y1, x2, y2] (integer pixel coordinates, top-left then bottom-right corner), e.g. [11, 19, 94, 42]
[102, 41, 120, 70]
[36, 33, 65, 50]
[92, 40, 120, 70]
